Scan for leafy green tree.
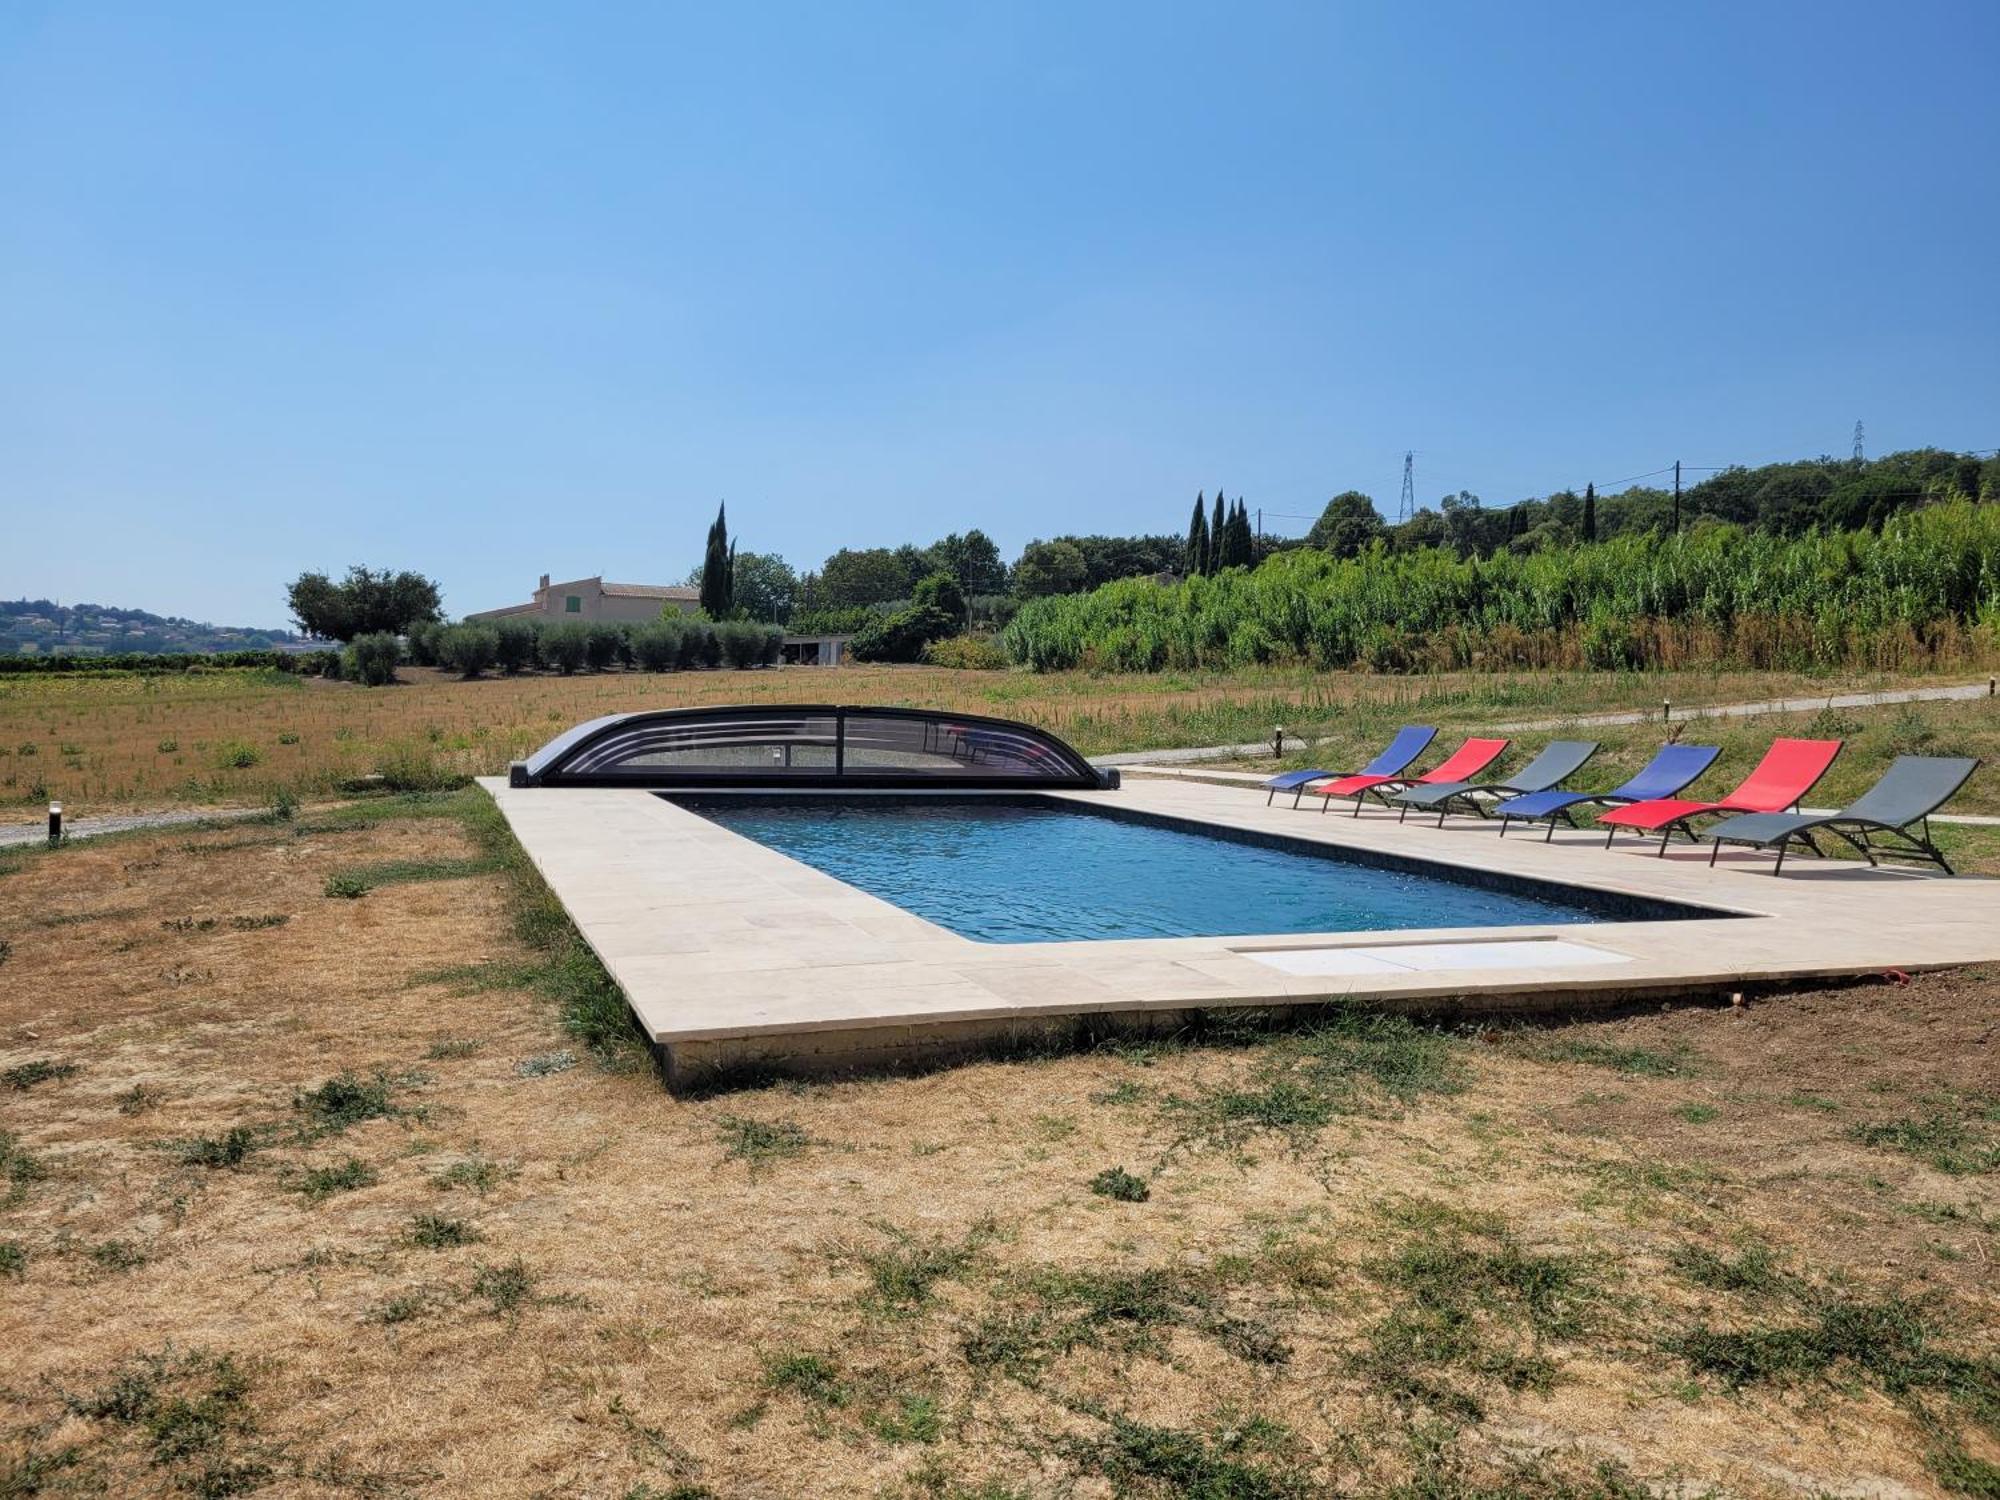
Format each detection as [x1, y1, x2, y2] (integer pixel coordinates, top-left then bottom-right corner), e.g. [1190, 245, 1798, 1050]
[341, 632, 402, 685]
[911, 570, 967, 623]
[848, 602, 956, 662]
[691, 550, 796, 624]
[927, 531, 1007, 595]
[1051, 534, 1182, 588]
[1013, 539, 1090, 597]
[1306, 492, 1385, 559]
[811, 547, 919, 608]
[286, 567, 442, 642]
[436, 624, 499, 679]
[492, 618, 538, 673]
[699, 504, 736, 617]
[539, 621, 588, 675]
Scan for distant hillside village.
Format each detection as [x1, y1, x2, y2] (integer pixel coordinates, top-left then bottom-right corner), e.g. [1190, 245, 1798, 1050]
[0, 598, 310, 657]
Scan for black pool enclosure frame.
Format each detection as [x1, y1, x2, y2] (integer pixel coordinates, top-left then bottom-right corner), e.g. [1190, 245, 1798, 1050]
[510, 705, 1118, 791]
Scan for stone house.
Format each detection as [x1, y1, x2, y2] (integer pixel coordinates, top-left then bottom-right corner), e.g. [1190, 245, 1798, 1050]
[467, 574, 700, 625]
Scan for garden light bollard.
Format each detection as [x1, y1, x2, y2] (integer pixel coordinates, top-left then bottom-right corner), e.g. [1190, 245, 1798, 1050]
[47, 801, 61, 846]
[1662, 699, 1671, 723]
[1272, 726, 1285, 759]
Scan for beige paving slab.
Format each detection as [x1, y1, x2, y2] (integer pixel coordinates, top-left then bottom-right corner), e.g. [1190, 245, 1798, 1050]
[479, 776, 2000, 1074]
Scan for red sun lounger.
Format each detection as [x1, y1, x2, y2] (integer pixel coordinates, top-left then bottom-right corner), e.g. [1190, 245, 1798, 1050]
[1595, 737, 1841, 855]
[1316, 737, 1509, 816]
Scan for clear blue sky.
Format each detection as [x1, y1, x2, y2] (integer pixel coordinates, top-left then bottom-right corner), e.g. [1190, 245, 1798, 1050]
[5, 2, 1998, 628]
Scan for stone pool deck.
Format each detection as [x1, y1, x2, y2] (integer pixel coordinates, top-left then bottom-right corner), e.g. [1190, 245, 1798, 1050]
[479, 776, 2000, 1089]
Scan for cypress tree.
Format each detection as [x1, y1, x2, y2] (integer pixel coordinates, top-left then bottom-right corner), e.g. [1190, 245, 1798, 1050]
[700, 503, 733, 617]
[1230, 499, 1253, 567]
[1210, 492, 1226, 574]
[1186, 493, 1209, 577]
[1582, 482, 1598, 543]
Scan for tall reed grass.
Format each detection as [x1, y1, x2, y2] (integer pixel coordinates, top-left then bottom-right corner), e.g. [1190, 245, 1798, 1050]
[1002, 503, 2000, 674]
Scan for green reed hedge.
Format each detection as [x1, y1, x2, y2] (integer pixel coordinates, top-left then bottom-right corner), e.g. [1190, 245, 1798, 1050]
[1000, 503, 2000, 674]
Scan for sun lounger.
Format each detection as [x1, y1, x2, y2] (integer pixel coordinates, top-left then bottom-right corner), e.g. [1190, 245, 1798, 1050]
[1392, 740, 1600, 826]
[1263, 724, 1436, 807]
[1316, 737, 1509, 816]
[1493, 743, 1721, 841]
[1594, 737, 1841, 855]
[1702, 755, 1980, 874]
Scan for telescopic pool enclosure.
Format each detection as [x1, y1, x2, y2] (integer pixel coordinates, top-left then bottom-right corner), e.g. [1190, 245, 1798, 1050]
[510, 704, 1118, 791]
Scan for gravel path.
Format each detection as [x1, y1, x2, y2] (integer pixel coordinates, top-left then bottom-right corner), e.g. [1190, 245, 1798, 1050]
[0, 806, 268, 849]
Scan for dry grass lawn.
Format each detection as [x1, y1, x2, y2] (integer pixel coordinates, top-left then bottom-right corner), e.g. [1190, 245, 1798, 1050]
[2, 791, 1997, 1498]
[1, 663, 1981, 819]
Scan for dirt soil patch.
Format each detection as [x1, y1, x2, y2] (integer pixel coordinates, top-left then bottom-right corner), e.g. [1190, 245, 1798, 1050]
[1, 794, 1996, 1497]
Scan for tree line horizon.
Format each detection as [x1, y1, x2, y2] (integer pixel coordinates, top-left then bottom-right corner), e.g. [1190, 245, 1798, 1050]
[285, 445, 1998, 645]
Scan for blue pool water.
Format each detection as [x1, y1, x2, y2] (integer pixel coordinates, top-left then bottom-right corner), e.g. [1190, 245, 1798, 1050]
[676, 796, 1620, 943]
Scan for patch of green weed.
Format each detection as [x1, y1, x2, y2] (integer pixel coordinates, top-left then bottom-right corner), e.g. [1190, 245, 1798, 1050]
[1503, 1031, 1695, 1079]
[293, 1070, 414, 1136]
[432, 1154, 515, 1194]
[288, 1157, 378, 1201]
[467, 1258, 539, 1317]
[407, 1214, 480, 1249]
[1063, 1411, 1311, 1500]
[89, 1239, 149, 1272]
[170, 1126, 266, 1170]
[1669, 1242, 1793, 1298]
[718, 1115, 810, 1168]
[761, 1350, 850, 1408]
[322, 855, 495, 898]
[1853, 1096, 1999, 1175]
[1089, 1166, 1151, 1202]
[3, 1058, 78, 1090]
[1351, 1210, 1597, 1416]
[516, 1049, 576, 1078]
[865, 1394, 944, 1445]
[1163, 1009, 1464, 1151]
[855, 1224, 988, 1316]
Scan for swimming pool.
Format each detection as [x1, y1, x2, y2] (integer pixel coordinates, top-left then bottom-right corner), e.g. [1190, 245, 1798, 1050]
[674, 796, 1708, 943]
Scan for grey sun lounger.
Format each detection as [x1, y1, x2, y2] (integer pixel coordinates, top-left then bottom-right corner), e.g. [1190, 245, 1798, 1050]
[1391, 739, 1600, 827]
[1702, 755, 1980, 874]
[1263, 724, 1436, 807]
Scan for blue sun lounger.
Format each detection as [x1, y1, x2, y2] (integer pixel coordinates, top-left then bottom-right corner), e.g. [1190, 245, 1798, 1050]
[1263, 724, 1436, 807]
[1493, 742, 1721, 841]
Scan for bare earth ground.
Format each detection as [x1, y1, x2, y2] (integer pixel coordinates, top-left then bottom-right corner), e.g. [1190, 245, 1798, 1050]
[2, 793, 1997, 1498]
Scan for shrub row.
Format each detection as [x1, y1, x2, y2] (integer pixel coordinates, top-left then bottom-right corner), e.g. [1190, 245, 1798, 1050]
[0, 648, 340, 676]
[403, 616, 783, 679]
[1001, 502, 2000, 674]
